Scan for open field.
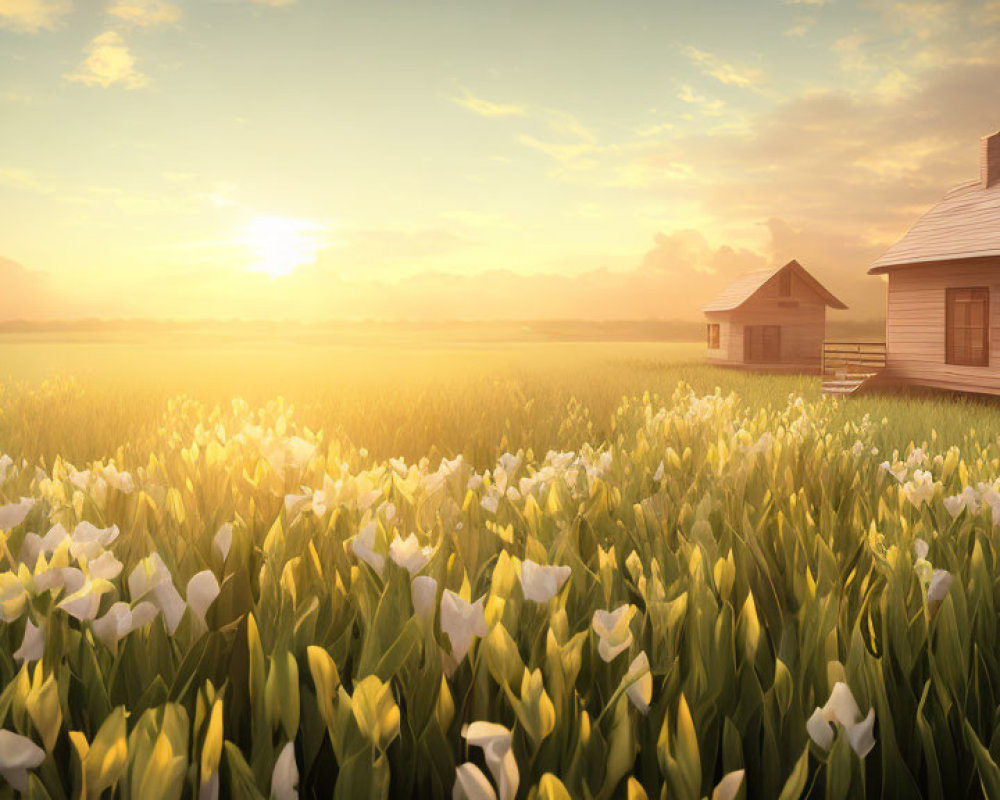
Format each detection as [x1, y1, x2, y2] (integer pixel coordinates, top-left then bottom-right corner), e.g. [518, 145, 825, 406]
[3, 334, 1000, 798]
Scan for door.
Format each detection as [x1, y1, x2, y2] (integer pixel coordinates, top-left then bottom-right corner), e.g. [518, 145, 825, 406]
[744, 325, 781, 363]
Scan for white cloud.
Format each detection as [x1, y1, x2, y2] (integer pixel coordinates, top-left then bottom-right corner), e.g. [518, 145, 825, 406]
[454, 88, 527, 118]
[107, 0, 181, 27]
[65, 31, 148, 90]
[682, 46, 766, 89]
[246, 0, 296, 6]
[784, 17, 816, 37]
[0, 0, 71, 32]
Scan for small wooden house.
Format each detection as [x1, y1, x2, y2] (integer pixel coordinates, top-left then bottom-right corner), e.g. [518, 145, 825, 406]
[702, 260, 847, 370]
[869, 130, 1000, 394]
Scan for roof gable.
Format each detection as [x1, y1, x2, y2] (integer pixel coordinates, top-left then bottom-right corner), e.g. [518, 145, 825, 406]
[702, 260, 848, 312]
[869, 179, 1000, 273]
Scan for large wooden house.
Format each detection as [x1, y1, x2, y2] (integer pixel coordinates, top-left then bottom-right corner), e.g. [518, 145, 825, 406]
[868, 130, 1000, 395]
[703, 260, 847, 370]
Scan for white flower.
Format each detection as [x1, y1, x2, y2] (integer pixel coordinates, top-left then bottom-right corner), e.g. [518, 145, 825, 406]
[806, 682, 876, 758]
[285, 437, 317, 472]
[69, 469, 91, 490]
[92, 601, 159, 650]
[461, 722, 518, 800]
[103, 465, 134, 494]
[481, 489, 500, 515]
[467, 475, 484, 492]
[806, 707, 835, 750]
[389, 534, 433, 575]
[284, 493, 310, 517]
[411, 575, 438, 621]
[187, 570, 221, 629]
[0, 497, 34, 531]
[0, 454, 13, 481]
[712, 770, 745, 800]
[87, 551, 123, 581]
[0, 730, 46, 792]
[389, 457, 408, 476]
[902, 470, 939, 508]
[34, 565, 84, 596]
[653, 461, 665, 482]
[497, 453, 521, 475]
[128, 553, 186, 634]
[58, 578, 114, 621]
[591, 604, 636, 662]
[914, 538, 929, 561]
[440, 590, 489, 664]
[270, 741, 299, 800]
[350, 522, 385, 576]
[69, 521, 119, 561]
[518, 560, 571, 604]
[879, 461, 907, 483]
[845, 708, 876, 758]
[927, 569, 952, 610]
[213, 523, 233, 561]
[14, 619, 43, 664]
[944, 486, 979, 518]
[624, 651, 652, 714]
[453, 762, 497, 800]
[19, 524, 69, 568]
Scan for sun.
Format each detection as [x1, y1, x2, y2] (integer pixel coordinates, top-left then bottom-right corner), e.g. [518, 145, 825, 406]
[240, 216, 330, 279]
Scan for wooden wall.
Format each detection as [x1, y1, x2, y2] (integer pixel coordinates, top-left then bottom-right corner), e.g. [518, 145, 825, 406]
[885, 257, 1000, 394]
[705, 269, 827, 365]
[705, 314, 739, 362]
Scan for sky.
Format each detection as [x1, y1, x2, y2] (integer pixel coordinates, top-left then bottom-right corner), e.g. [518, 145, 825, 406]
[1, 0, 999, 322]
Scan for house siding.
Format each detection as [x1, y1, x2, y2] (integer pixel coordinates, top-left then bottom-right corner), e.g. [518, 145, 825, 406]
[704, 268, 827, 367]
[884, 258, 1000, 394]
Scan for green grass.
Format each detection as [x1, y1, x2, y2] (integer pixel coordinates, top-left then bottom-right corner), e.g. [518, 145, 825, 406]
[1, 334, 998, 468]
[4, 333, 1000, 798]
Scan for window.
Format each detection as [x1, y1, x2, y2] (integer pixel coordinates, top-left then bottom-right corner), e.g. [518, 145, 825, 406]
[707, 323, 720, 349]
[779, 270, 792, 297]
[946, 287, 989, 366]
[744, 325, 781, 362]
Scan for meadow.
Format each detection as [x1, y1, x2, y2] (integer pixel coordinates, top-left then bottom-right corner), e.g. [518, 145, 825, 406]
[2, 332, 1000, 799]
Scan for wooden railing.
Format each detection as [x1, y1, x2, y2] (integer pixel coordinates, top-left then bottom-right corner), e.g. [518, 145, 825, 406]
[821, 341, 886, 378]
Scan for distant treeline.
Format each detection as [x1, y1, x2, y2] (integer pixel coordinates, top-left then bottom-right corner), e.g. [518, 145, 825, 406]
[0, 317, 886, 343]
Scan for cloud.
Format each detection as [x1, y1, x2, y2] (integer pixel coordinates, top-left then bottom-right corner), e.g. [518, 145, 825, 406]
[335, 227, 474, 269]
[682, 46, 766, 89]
[0, 0, 70, 32]
[453, 88, 527, 118]
[784, 17, 815, 37]
[246, 0, 296, 6]
[107, 0, 181, 27]
[785, 0, 829, 5]
[678, 84, 725, 115]
[0, 166, 51, 193]
[0, 257, 66, 319]
[65, 31, 148, 89]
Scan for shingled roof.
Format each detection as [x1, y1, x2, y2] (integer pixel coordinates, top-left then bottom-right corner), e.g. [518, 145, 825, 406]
[868, 180, 1000, 273]
[702, 259, 847, 312]
[870, 131, 1000, 274]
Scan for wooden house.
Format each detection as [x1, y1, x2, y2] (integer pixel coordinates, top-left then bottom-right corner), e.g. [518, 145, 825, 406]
[868, 130, 1000, 395]
[703, 260, 847, 370]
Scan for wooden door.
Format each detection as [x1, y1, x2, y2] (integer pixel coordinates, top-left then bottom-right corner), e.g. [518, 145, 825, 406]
[744, 325, 781, 363]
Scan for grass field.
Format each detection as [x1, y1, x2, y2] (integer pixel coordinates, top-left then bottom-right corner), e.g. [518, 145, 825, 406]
[2, 333, 1000, 799]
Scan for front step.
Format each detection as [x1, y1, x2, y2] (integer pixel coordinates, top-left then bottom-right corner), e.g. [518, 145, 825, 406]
[822, 372, 880, 396]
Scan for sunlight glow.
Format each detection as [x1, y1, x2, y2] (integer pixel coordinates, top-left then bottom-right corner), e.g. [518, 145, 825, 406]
[240, 216, 331, 279]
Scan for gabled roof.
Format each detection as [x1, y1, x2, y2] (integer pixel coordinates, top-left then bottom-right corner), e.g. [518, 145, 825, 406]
[702, 259, 848, 312]
[869, 179, 1000, 273]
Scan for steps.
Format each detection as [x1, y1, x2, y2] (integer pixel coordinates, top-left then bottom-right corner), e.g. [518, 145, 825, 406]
[821, 342, 886, 397]
[822, 372, 879, 396]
